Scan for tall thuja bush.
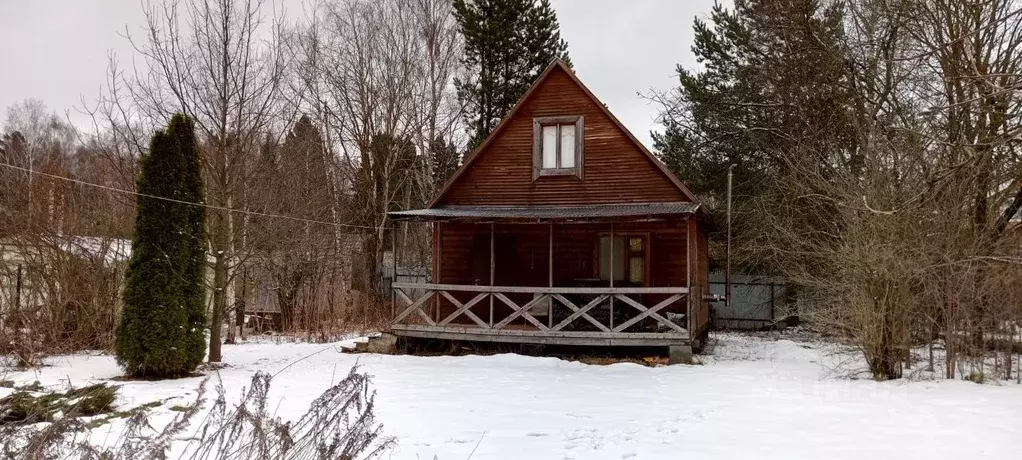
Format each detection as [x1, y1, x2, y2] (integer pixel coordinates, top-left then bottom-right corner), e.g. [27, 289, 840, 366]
[116, 114, 207, 378]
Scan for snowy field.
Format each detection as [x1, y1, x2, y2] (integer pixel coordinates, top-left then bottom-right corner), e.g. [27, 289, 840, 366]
[3, 332, 1022, 459]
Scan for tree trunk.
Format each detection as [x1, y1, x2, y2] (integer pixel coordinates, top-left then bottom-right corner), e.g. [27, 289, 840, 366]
[1004, 329, 1012, 380]
[278, 288, 296, 331]
[235, 268, 247, 342]
[927, 322, 935, 372]
[210, 251, 227, 363]
[208, 207, 231, 363]
[946, 318, 956, 379]
[227, 268, 246, 344]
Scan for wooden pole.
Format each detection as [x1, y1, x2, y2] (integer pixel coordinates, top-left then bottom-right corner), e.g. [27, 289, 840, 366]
[726, 164, 735, 307]
[490, 222, 495, 328]
[686, 218, 694, 334]
[609, 223, 615, 330]
[436, 222, 442, 324]
[391, 223, 397, 321]
[14, 264, 23, 312]
[686, 218, 691, 289]
[549, 222, 554, 329]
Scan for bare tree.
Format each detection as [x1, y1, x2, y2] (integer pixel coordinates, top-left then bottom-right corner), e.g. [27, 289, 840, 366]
[288, 0, 463, 318]
[659, 0, 1022, 379]
[1, 101, 130, 364]
[115, 0, 293, 362]
[754, 0, 1022, 379]
[3, 0, 463, 355]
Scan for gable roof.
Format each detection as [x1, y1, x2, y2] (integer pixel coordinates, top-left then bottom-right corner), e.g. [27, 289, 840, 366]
[428, 60, 698, 208]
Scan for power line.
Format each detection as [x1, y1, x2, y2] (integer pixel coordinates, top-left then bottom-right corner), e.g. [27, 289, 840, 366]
[0, 161, 379, 230]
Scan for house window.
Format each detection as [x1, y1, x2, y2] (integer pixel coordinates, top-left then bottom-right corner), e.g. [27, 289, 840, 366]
[533, 116, 584, 179]
[599, 236, 625, 282]
[598, 235, 645, 284]
[627, 237, 644, 284]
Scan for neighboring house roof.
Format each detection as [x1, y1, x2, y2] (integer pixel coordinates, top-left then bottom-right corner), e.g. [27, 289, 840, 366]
[1, 236, 131, 266]
[61, 236, 132, 264]
[427, 60, 698, 209]
[2, 236, 241, 266]
[390, 202, 700, 221]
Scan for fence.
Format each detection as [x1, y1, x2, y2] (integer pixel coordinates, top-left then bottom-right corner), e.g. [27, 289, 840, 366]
[390, 282, 692, 346]
[709, 273, 785, 330]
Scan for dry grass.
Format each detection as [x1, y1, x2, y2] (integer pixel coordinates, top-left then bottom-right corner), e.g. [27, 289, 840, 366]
[0, 366, 394, 460]
[572, 356, 669, 367]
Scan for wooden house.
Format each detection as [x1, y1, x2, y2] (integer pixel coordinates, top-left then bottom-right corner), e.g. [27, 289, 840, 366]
[388, 61, 711, 362]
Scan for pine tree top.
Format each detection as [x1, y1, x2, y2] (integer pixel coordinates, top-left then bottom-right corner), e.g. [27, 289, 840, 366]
[454, 0, 571, 150]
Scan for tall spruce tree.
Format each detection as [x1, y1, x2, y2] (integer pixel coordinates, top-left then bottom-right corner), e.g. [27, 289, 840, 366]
[654, 0, 853, 203]
[278, 115, 333, 222]
[351, 133, 418, 291]
[454, 0, 571, 149]
[249, 116, 335, 331]
[652, 0, 854, 277]
[116, 114, 207, 378]
[429, 136, 459, 191]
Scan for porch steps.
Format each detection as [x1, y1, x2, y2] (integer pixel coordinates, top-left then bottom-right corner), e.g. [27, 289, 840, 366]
[347, 333, 399, 354]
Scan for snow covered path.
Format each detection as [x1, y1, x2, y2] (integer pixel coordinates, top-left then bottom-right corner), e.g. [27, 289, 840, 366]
[3, 333, 1021, 459]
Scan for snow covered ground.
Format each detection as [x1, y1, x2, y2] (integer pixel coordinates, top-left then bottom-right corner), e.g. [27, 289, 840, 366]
[3, 332, 1022, 459]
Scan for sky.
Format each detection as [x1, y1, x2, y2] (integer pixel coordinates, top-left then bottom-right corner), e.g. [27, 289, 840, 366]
[0, 0, 719, 150]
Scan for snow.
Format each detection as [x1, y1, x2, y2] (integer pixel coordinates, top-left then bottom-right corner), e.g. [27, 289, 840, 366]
[3, 333, 1022, 459]
[61, 236, 132, 264]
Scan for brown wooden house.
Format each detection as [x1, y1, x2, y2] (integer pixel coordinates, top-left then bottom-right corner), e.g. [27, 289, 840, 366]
[389, 61, 711, 361]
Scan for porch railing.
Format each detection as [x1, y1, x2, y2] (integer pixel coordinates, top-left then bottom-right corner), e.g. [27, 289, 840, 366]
[391, 282, 689, 337]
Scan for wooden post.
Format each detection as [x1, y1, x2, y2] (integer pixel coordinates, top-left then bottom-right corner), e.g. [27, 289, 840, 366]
[686, 218, 691, 289]
[770, 283, 775, 322]
[435, 222, 442, 324]
[686, 217, 695, 335]
[14, 264, 23, 312]
[490, 222, 495, 328]
[391, 223, 397, 321]
[549, 222, 554, 329]
[609, 223, 615, 330]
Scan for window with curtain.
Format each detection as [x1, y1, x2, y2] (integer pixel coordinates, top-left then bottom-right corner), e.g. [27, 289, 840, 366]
[598, 236, 645, 283]
[533, 116, 583, 178]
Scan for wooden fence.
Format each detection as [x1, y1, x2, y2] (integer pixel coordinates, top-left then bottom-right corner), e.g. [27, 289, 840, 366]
[390, 282, 692, 346]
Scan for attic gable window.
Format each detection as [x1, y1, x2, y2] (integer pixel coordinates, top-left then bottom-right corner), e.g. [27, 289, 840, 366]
[533, 115, 584, 179]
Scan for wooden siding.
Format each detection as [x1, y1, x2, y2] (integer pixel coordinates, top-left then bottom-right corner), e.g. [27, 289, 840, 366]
[437, 65, 689, 206]
[437, 222, 690, 286]
[434, 221, 697, 323]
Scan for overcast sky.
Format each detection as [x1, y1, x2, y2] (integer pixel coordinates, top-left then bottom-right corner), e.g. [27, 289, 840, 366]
[0, 0, 718, 150]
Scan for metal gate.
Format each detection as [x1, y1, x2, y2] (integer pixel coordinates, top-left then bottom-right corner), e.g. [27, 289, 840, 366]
[709, 273, 785, 330]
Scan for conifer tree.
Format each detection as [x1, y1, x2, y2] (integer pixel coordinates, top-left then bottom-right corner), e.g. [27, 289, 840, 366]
[429, 136, 459, 190]
[454, 0, 571, 149]
[654, 0, 852, 203]
[277, 115, 333, 222]
[115, 114, 207, 378]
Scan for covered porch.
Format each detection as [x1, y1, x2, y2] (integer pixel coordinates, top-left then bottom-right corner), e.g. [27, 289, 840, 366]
[387, 203, 710, 351]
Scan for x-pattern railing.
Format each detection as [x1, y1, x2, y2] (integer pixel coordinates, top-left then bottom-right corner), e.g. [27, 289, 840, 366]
[391, 282, 689, 335]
